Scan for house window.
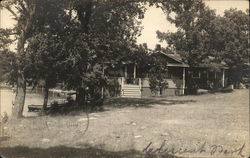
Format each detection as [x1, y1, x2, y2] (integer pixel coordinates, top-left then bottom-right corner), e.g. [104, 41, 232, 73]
[192, 70, 200, 78]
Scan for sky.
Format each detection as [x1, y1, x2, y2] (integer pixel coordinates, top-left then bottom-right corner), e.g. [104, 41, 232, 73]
[0, 0, 249, 51]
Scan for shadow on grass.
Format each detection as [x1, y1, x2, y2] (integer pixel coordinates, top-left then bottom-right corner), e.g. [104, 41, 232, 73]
[187, 88, 234, 96]
[104, 98, 196, 108]
[28, 97, 196, 116]
[209, 88, 233, 94]
[45, 103, 108, 116]
[0, 146, 182, 158]
[193, 89, 234, 96]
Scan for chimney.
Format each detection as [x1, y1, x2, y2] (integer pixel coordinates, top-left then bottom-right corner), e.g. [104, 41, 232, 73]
[155, 44, 161, 51]
[142, 43, 148, 49]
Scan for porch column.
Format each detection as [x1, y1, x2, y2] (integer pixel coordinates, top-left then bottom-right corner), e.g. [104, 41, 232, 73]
[182, 67, 185, 95]
[222, 69, 225, 87]
[121, 77, 124, 96]
[133, 64, 136, 78]
[101, 63, 104, 99]
[124, 64, 127, 78]
[207, 71, 209, 83]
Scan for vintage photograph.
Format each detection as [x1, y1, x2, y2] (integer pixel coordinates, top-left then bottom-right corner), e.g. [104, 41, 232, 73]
[0, 0, 249, 157]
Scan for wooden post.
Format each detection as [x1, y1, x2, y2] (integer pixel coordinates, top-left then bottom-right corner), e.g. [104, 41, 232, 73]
[222, 69, 225, 87]
[206, 69, 211, 88]
[0, 5, 2, 27]
[101, 87, 104, 99]
[0, 9, 3, 136]
[214, 71, 217, 88]
[101, 63, 104, 99]
[125, 64, 127, 78]
[207, 71, 209, 85]
[139, 78, 142, 96]
[0, 86, 2, 136]
[182, 67, 185, 95]
[121, 77, 124, 96]
[0, 86, 4, 137]
[133, 64, 136, 79]
[0, 86, 1, 117]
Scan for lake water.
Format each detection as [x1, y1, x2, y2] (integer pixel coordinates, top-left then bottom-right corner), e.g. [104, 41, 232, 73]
[0, 88, 61, 117]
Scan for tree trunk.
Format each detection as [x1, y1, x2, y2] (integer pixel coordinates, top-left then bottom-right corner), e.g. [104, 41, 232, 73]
[76, 87, 85, 106]
[41, 85, 49, 115]
[12, 74, 26, 118]
[12, 31, 26, 119]
[76, 2, 93, 33]
[10, 0, 37, 119]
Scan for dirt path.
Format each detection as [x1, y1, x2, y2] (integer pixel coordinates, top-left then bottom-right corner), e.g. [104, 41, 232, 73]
[1, 89, 249, 158]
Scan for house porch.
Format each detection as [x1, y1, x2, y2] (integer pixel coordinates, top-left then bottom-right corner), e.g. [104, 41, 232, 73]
[104, 63, 187, 98]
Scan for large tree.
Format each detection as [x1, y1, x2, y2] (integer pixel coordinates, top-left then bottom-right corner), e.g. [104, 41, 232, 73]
[157, 0, 249, 87]
[61, 1, 149, 107]
[2, 0, 69, 117]
[157, 0, 219, 67]
[25, 33, 65, 114]
[2, 0, 40, 118]
[2, 0, 168, 115]
[23, 0, 70, 114]
[214, 9, 249, 87]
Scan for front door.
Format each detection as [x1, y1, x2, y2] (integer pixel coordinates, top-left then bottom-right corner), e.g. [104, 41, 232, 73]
[125, 64, 136, 84]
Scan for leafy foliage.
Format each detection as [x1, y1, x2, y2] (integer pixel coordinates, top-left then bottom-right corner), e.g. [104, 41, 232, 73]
[157, 0, 218, 67]
[61, 1, 150, 105]
[0, 28, 16, 82]
[0, 50, 16, 83]
[158, 0, 249, 86]
[148, 53, 169, 95]
[25, 33, 64, 88]
[1, 0, 72, 116]
[214, 9, 249, 85]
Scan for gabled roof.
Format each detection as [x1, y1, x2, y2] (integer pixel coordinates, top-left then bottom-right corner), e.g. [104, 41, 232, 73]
[158, 51, 230, 69]
[159, 52, 183, 63]
[156, 51, 189, 67]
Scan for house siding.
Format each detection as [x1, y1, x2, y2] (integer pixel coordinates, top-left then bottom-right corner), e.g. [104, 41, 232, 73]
[141, 78, 184, 97]
[141, 87, 183, 97]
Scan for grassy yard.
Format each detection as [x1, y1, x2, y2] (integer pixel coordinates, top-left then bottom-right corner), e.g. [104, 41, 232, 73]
[0, 89, 249, 158]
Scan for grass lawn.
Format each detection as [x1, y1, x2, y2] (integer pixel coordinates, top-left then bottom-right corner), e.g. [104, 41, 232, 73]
[0, 89, 249, 158]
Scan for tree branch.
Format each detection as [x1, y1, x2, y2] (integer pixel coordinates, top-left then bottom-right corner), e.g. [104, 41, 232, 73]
[4, 5, 18, 19]
[19, 0, 29, 16]
[92, 0, 143, 16]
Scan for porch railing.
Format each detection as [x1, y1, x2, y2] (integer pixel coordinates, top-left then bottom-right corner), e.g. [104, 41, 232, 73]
[123, 78, 141, 85]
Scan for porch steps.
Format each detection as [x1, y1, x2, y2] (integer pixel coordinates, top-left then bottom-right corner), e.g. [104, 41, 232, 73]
[122, 84, 141, 98]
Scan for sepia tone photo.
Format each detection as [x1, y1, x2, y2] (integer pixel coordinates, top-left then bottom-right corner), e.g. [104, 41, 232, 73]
[0, 0, 249, 157]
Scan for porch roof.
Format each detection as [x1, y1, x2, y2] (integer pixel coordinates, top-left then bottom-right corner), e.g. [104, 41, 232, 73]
[167, 63, 189, 67]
